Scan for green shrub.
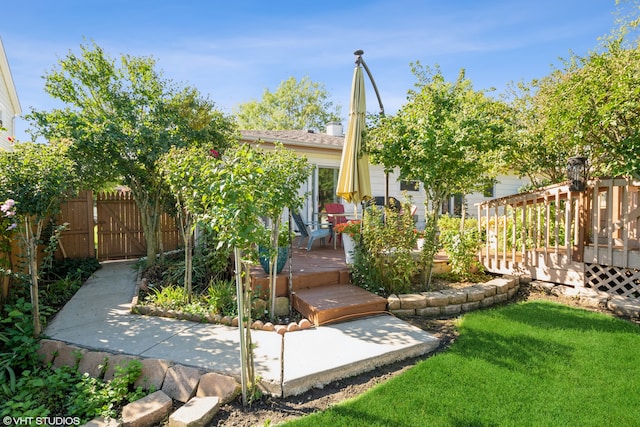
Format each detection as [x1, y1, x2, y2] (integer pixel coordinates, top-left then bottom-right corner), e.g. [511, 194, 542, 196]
[351, 201, 419, 296]
[0, 299, 40, 394]
[204, 279, 237, 315]
[145, 284, 188, 309]
[438, 215, 483, 281]
[1, 359, 145, 422]
[67, 360, 145, 421]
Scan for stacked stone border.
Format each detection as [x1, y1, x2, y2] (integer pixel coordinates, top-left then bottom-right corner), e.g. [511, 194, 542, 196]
[37, 339, 241, 427]
[132, 269, 313, 336]
[388, 276, 523, 317]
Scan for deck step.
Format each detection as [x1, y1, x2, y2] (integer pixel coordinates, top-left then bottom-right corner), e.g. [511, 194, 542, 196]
[292, 284, 388, 326]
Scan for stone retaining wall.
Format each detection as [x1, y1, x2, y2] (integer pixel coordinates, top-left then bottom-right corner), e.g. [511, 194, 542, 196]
[387, 276, 525, 318]
[37, 339, 240, 427]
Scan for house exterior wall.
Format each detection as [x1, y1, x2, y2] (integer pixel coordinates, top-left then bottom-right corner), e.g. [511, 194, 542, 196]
[240, 130, 530, 229]
[466, 173, 530, 218]
[0, 38, 21, 152]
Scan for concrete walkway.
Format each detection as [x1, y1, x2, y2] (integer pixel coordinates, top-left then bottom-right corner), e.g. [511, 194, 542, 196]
[45, 260, 440, 396]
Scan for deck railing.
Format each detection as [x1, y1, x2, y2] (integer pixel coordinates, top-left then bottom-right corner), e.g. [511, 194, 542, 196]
[477, 177, 640, 289]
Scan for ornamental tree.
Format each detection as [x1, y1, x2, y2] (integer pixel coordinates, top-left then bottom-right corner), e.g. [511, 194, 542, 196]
[368, 63, 510, 286]
[27, 42, 237, 266]
[0, 142, 79, 336]
[252, 143, 312, 319]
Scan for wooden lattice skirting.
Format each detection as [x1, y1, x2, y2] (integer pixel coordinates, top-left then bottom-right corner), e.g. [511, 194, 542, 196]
[585, 263, 640, 300]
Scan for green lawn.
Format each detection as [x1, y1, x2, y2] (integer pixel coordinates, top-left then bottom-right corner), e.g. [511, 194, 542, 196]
[285, 301, 640, 427]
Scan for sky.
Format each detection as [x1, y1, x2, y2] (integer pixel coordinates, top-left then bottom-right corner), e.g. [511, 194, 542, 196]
[1, 0, 627, 142]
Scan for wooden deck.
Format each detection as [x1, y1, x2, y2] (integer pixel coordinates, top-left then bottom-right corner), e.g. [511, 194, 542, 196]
[250, 239, 388, 325]
[250, 238, 451, 325]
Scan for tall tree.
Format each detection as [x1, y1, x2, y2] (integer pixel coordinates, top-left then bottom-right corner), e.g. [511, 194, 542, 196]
[235, 76, 341, 131]
[506, 3, 640, 183]
[28, 42, 237, 266]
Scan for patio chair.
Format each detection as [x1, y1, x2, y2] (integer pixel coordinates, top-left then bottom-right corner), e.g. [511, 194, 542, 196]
[324, 203, 348, 246]
[292, 211, 332, 251]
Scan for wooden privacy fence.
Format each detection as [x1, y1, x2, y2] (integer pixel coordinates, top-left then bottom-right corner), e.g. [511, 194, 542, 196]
[478, 177, 640, 298]
[57, 190, 180, 261]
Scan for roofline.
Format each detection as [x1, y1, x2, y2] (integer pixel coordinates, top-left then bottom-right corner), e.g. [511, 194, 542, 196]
[0, 37, 22, 116]
[239, 133, 343, 153]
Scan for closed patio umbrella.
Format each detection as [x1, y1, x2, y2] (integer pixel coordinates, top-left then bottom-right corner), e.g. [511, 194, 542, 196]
[337, 55, 372, 210]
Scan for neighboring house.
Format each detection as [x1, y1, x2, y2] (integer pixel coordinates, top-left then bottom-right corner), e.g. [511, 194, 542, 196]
[240, 124, 530, 228]
[0, 37, 21, 152]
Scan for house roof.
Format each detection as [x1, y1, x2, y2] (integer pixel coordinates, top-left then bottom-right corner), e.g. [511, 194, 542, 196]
[240, 129, 343, 152]
[0, 37, 21, 116]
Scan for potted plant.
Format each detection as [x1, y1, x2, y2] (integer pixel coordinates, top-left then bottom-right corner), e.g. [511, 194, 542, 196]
[334, 220, 362, 264]
[257, 222, 294, 274]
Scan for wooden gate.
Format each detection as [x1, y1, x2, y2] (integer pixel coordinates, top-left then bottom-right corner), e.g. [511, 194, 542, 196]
[96, 190, 180, 261]
[54, 190, 179, 261]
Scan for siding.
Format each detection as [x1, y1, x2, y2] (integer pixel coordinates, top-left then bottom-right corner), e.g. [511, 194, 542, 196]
[0, 37, 21, 151]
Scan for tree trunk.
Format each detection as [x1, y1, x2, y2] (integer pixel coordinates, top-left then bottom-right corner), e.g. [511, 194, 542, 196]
[269, 216, 281, 321]
[184, 219, 193, 304]
[422, 197, 443, 290]
[235, 247, 256, 406]
[25, 217, 42, 337]
[132, 187, 161, 267]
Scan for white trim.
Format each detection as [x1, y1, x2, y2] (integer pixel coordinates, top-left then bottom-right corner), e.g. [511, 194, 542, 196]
[0, 38, 21, 116]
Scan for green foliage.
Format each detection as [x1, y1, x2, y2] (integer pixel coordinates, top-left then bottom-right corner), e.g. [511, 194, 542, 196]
[67, 360, 145, 420]
[234, 76, 341, 131]
[368, 63, 510, 205]
[204, 279, 237, 315]
[367, 64, 509, 283]
[438, 216, 483, 282]
[351, 202, 419, 296]
[1, 359, 145, 422]
[506, 9, 640, 182]
[27, 41, 237, 267]
[143, 278, 238, 318]
[146, 284, 189, 308]
[0, 142, 78, 220]
[0, 141, 79, 336]
[41, 257, 101, 284]
[0, 299, 40, 394]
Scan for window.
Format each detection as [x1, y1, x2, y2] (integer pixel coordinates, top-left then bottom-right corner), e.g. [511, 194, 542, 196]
[318, 167, 339, 207]
[483, 182, 495, 198]
[400, 180, 420, 192]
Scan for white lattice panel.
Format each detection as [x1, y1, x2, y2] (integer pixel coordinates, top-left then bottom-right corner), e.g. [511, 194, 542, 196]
[585, 263, 640, 299]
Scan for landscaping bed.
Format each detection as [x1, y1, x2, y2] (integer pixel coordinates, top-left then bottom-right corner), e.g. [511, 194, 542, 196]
[206, 284, 639, 426]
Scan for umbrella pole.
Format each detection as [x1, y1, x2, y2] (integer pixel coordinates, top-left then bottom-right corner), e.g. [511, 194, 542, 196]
[354, 50, 387, 205]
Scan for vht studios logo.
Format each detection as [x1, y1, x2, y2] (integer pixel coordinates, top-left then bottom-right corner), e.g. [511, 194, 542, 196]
[3, 416, 81, 426]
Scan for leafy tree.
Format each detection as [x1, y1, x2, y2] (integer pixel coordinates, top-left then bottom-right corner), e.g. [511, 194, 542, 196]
[235, 76, 341, 131]
[368, 63, 509, 286]
[27, 42, 237, 266]
[0, 142, 79, 336]
[506, 4, 640, 183]
[159, 146, 223, 302]
[252, 143, 312, 319]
